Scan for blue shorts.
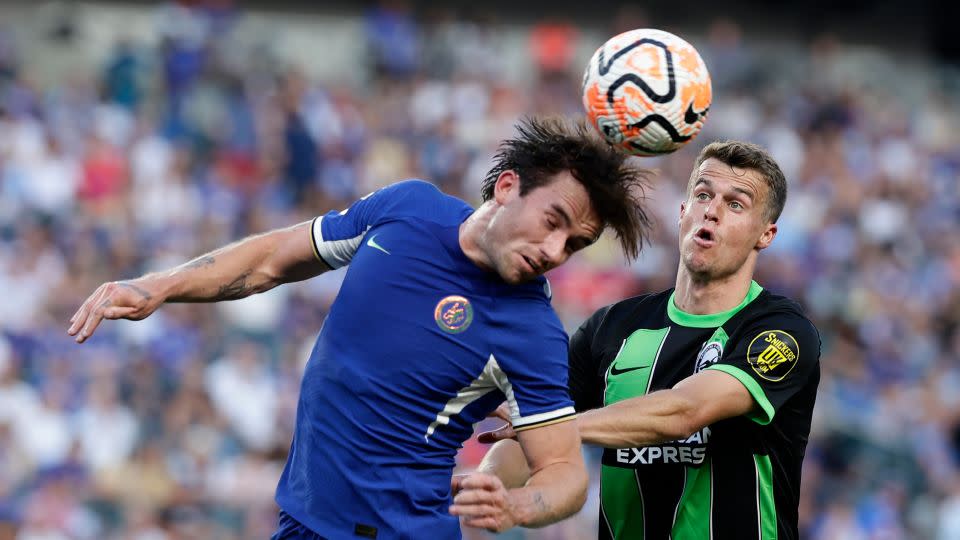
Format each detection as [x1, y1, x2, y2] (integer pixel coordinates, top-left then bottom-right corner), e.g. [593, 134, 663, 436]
[271, 511, 328, 540]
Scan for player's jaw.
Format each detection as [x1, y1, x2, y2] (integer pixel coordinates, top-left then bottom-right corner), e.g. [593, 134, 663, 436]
[498, 250, 547, 284]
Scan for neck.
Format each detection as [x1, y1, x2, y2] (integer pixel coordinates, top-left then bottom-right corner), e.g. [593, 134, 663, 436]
[459, 202, 495, 271]
[673, 258, 757, 315]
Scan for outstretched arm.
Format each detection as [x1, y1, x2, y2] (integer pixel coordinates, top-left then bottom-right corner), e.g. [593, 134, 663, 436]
[450, 419, 587, 532]
[476, 370, 757, 489]
[68, 220, 327, 343]
[576, 369, 755, 448]
[480, 370, 756, 449]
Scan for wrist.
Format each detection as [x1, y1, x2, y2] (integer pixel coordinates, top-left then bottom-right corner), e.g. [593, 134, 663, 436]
[504, 488, 531, 528]
[135, 273, 173, 304]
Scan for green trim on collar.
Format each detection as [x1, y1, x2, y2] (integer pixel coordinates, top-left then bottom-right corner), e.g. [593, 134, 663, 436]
[667, 281, 763, 328]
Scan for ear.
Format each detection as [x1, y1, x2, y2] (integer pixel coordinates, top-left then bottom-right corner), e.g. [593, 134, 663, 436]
[493, 170, 521, 205]
[755, 222, 777, 250]
[678, 200, 687, 226]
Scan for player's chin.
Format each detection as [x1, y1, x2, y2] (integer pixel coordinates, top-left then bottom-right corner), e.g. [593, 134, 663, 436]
[501, 265, 536, 285]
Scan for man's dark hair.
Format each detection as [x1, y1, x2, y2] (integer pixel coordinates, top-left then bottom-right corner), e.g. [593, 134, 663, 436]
[481, 117, 653, 260]
[688, 141, 788, 223]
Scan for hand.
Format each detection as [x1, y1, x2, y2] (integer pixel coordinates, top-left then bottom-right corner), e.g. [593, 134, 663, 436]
[68, 279, 165, 343]
[487, 402, 511, 424]
[449, 472, 517, 532]
[478, 422, 517, 444]
[450, 473, 468, 497]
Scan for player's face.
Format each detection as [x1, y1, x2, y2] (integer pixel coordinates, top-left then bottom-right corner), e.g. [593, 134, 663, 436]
[486, 170, 601, 284]
[678, 158, 777, 280]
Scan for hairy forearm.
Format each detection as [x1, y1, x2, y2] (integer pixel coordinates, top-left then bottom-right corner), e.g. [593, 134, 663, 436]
[478, 440, 586, 528]
[149, 233, 292, 303]
[578, 390, 698, 449]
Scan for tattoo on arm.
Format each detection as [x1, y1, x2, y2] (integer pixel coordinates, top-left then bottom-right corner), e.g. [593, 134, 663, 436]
[119, 282, 153, 301]
[533, 492, 548, 515]
[215, 270, 254, 300]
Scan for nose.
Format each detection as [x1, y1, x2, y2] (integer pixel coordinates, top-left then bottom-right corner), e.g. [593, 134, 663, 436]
[540, 231, 568, 269]
[704, 197, 721, 222]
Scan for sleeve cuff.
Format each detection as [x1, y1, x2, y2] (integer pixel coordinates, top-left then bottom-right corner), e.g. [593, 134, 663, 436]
[706, 364, 775, 425]
[309, 216, 328, 265]
[512, 407, 577, 432]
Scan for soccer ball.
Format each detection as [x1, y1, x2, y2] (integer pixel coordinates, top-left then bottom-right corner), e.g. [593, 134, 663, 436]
[582, 28, 712, 156]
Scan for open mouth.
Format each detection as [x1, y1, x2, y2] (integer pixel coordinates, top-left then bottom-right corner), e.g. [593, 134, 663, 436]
[522, 255, 540, 274]
[694, 228, 715, 246]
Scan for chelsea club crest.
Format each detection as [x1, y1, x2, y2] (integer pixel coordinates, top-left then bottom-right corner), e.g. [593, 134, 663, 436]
[434, 295, 473, 334]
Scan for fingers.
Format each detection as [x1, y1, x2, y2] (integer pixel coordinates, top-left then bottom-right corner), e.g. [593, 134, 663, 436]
[457, 473, 503, 492]
[68, 284, 108, 342]
[477, 424, 516, 444]
[74, 299, 110, 344]
[461, 516, 502, 531]
[103, 306, 139, 319]
[68, 282, 144, 343]
[449, 474, 512, 532]
[487, 402, 511, 423]
[450, 474, 467, 496]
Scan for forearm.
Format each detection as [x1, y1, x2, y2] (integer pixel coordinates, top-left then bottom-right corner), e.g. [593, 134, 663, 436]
[577, 389, 697, 449]
[477, 435, 587, 528]
[505, 460, 587, 528]
[148, 226, 321, 303]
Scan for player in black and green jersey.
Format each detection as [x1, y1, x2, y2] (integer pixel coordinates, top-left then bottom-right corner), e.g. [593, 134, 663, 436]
[472, 141, 820, 539]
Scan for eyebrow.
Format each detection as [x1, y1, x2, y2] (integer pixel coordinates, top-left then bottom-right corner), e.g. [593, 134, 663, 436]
[694, 178, 755, 201]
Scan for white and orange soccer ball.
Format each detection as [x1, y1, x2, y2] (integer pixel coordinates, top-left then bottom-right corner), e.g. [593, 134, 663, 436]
[582, 28, 712, 156]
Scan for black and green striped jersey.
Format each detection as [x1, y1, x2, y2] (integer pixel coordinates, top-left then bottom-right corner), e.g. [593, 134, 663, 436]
[569, 281, 820, 540]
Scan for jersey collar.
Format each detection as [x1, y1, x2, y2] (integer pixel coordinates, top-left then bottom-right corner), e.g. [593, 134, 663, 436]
[667, 281, 764, 328]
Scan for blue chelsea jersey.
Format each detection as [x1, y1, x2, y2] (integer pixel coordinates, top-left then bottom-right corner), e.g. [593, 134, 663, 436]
[275, 180, 575, 540]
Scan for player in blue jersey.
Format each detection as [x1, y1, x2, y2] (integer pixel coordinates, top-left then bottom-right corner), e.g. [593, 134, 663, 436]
[68, 118, 653, 539]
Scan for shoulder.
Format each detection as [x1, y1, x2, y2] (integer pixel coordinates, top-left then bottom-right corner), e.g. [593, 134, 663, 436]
[380, 179, 472, 221]
[734, 291, 821, 367]
[742, 291, 818, 337]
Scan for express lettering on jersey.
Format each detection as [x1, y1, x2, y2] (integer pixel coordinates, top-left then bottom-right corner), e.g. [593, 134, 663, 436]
[606, 427, 712, 467]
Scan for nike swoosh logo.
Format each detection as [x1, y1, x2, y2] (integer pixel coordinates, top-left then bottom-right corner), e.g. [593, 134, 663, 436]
[366, 234, 390, 255]
[610, 363, 650, 376]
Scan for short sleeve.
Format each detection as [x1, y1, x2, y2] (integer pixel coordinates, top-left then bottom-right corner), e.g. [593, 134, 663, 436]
[491, 301, 576, 432]
[706, 312, 820, 425]
[568, 306, 610, 412]
[310, 180, 442, 268]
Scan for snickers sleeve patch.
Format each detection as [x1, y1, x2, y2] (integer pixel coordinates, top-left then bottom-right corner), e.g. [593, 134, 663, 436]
[708, 314, 820, 424]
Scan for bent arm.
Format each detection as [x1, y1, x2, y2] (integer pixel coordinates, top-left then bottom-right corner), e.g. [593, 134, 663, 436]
[507, 419, 587, 527]
[578, 369, 756, 448]
[454, 419, 587, 531]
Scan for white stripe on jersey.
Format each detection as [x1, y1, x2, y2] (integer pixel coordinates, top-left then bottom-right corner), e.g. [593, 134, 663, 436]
[487, 354, 575, 430]
[312, 216, 368, 269]
[423, 354, 573, 442]
[424, 355, 501, 442]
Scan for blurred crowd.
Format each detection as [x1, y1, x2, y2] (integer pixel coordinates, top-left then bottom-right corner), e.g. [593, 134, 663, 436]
[0, 1, 958, 539]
